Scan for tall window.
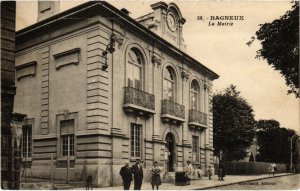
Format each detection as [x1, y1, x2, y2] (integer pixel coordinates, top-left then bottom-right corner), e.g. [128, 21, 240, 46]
[190, 80, 200, 110]
[60, 119, 75, 156]
[163, 67, 175, 101]
[192, 136, 199, 162]
[131, 124, 141, 158]
[22, 125, 32, 158]
[127, 48, 143, 90]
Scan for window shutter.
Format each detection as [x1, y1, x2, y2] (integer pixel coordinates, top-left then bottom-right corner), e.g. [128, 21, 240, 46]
[135, 79, 141, 90]
[128, 78, 133, 87]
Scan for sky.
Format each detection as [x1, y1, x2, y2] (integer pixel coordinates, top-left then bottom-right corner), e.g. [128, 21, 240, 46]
[16, 0, 299, 133]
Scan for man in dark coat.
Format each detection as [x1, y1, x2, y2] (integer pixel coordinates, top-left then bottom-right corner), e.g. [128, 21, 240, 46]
[132, 160, 143, 190]
[85, 175, 93, 190]
[218, 161, 225, 181]
[120, 162, 132, 190]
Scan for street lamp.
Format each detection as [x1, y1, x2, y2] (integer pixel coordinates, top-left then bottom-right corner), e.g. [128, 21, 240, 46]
[290, 134, 298, 173]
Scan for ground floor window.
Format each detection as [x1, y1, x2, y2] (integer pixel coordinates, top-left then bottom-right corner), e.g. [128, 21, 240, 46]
[131, 123, 141, 158]
[22, 125, 32, 158]
[60, 119, 75, 156]
[192, 136, 199, 162]
[61, 134, 74, 156]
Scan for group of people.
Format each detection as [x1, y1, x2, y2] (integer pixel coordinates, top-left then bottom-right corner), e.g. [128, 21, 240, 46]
[185, 161, 214, 182]
[120, 160, 219, 190]
[268, 163, 277, 176]
[93, 160, 283, 189]
[120, 160, 161, 190]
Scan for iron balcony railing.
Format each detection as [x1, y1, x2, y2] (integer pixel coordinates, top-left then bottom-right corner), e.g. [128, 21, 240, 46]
[188, 110, 207, 126]
[161, 100, 185, 119]
[124, 87, 155, 111]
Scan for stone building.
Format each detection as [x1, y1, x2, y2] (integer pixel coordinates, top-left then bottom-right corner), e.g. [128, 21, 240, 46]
[1, 1, 16, 189]
[2, 2, 27, 189]
[14, 1, 218, 187]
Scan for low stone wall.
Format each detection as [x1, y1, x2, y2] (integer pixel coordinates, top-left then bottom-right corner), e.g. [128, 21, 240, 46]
[215, 162, 287, 175]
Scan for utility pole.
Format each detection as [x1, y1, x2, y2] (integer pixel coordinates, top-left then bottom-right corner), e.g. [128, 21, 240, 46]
[50, 153, 53, 182]
[66, 136, 70, 184]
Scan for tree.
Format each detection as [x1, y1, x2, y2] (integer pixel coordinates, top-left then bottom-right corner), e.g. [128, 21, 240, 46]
[256, 119, 297, 164]
[247, 2, 299, 97]
[213, 85, 256, 161]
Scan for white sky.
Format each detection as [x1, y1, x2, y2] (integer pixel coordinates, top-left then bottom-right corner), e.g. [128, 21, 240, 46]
[16, 0, 299, 133]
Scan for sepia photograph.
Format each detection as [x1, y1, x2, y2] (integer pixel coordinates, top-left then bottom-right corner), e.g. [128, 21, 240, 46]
[1, 0, 299, 190]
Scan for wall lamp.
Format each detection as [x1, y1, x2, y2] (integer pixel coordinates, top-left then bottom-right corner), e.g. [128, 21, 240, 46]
[102, 34, 116, 70]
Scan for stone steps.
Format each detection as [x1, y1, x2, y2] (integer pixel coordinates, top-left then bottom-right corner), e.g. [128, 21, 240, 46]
[54, 183, 76, 190]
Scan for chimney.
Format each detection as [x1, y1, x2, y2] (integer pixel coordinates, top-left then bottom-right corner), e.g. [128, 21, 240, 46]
[37, 1, 60, 22]
[120, 8, 130, 16]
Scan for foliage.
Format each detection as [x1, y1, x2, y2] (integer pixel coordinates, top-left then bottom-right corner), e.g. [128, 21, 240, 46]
[213, 85, 256, 161]
[247, 2, 299, 97]
[256, 119, 297, 163]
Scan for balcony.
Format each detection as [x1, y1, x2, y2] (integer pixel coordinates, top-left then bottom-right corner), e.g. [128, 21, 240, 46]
[123, 87, 155, 117]
[188, 110, 208, 130]
[161, 100, 185, 125]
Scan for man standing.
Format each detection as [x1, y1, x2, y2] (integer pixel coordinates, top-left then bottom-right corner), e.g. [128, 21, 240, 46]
[271, 163, 277, 176]
[132, 160, 143, 190]
[218, 161, 225, 181]
[120, 162, 132, 190]
[185, 161, 193, 185]
[207, 166, 212, 180]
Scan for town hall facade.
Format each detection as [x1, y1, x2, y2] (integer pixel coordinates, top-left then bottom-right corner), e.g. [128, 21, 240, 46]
[14, 1, 219, 187]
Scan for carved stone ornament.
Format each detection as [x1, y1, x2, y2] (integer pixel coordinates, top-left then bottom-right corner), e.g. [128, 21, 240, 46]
[181, 70, 190, 80]
[148, 21, 158, 30]
[112, 34, 124, 49]
[53, 48, 80, 70]
[152, 55, 163, 67]
[15, 61, 37, 81]
[204, 82, 210, 91]
[10, 113, 26, 148]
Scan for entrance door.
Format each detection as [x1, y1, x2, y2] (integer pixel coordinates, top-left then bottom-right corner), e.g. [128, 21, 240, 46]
[166, 133, 175, 172]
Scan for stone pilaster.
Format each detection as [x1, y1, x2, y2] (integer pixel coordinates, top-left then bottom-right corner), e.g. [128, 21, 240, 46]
[86, 29, 110, 133]
[40, 46, 50, 135]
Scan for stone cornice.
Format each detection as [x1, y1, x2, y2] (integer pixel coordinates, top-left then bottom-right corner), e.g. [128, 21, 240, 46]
[16, 1, 219, 80]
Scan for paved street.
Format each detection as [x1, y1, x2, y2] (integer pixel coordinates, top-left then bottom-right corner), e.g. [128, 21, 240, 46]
[70, 173, 294, 190]
[208, 174, 300, 190]
[21, 173, 297, 190]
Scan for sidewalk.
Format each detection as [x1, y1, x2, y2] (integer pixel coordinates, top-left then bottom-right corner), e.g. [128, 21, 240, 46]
[72, 173, 293, 190]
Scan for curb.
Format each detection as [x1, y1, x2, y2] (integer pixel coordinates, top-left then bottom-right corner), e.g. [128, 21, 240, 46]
[195, 173, 296, 190]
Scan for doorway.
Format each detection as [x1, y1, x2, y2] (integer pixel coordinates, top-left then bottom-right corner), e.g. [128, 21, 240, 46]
[166, 133, 175, 172]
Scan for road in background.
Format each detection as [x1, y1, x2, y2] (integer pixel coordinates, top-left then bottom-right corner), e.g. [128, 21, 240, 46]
[208, 174, 300, 190]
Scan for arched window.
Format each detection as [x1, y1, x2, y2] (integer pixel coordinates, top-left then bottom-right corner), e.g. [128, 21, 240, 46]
[190, 80, 200, 110]
[126, 48, 144, 90]
[163, 66, 176, 101]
